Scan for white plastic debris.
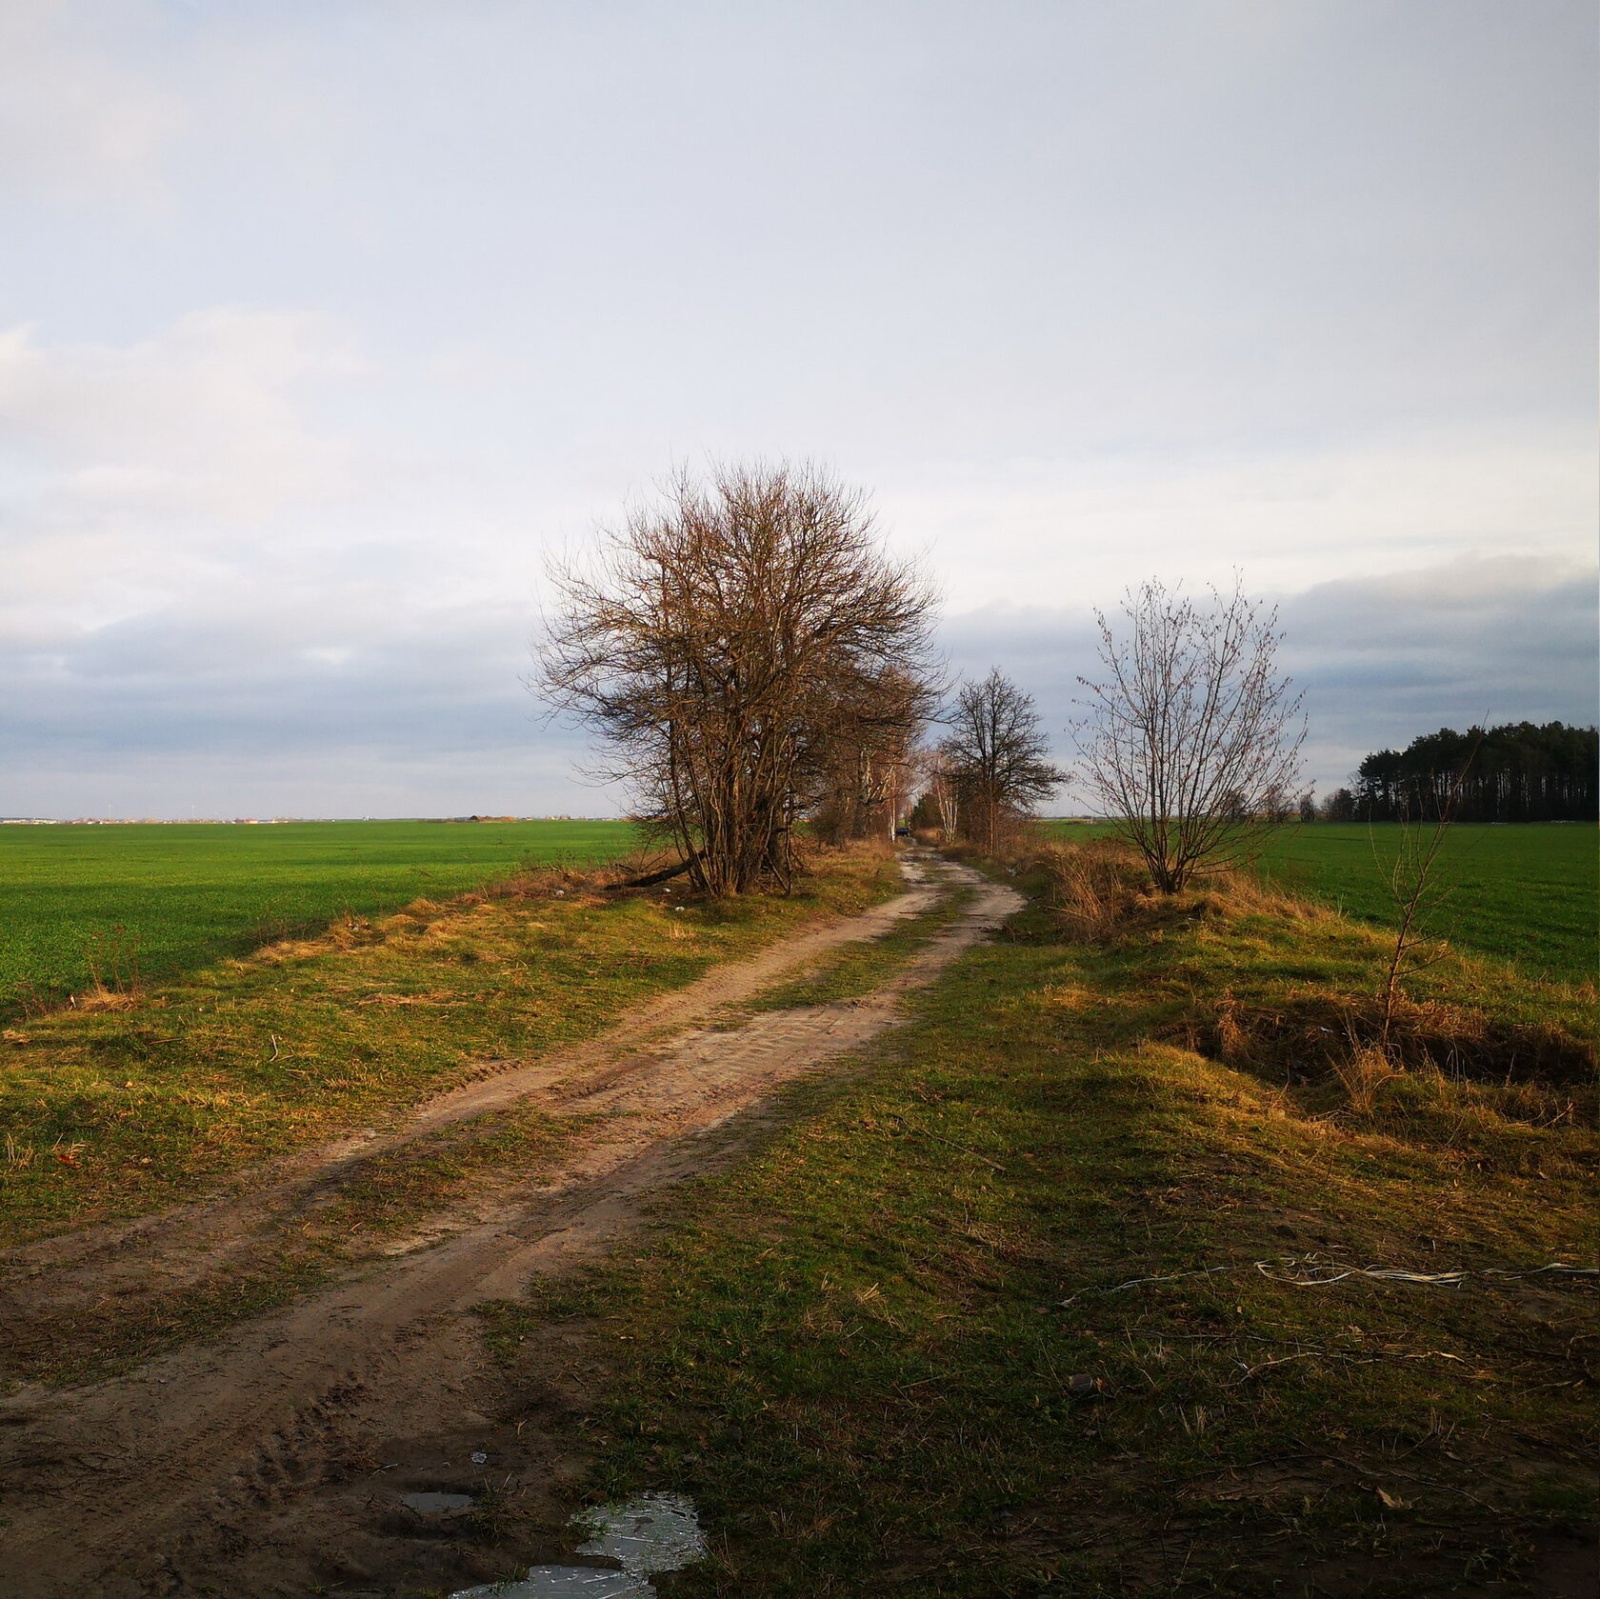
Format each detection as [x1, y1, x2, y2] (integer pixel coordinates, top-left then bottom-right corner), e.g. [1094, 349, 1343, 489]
[448, 1493, 705, 1599]
[471, 1450, 489, 1465]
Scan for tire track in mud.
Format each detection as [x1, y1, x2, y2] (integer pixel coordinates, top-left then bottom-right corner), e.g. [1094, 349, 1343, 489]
[0, 856, 1020, 1598]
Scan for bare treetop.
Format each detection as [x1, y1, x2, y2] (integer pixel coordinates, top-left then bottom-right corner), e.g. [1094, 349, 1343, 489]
[1071, 576, 1304, 892]
[937, 669, 1063, 850]
[538, 461, 939, 894]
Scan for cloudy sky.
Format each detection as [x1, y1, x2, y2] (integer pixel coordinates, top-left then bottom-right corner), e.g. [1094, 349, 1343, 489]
[2, 0, 1594, 818]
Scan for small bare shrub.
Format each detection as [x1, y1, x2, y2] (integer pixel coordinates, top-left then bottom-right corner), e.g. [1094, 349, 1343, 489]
[81, 925, 144, 1008]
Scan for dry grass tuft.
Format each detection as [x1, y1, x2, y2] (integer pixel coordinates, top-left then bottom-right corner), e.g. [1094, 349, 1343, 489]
[1030, 839, 1152, 940]
[72, 986, 143, 1014]
[1331, 1042, 1399, 1113]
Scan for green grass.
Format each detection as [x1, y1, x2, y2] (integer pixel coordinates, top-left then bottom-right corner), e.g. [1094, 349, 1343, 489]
[1045, 822, 1596, 987]
[479, 853, 1596, 1596]
[0, 819, 637, 1016]
[1251, 824, 1596, 987]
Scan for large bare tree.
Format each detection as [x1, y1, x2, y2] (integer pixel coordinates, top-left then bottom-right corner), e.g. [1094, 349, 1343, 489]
[1071, 577, 1304, 892]
[939, 669, 1064, 851]
[538, 462, 938, 895]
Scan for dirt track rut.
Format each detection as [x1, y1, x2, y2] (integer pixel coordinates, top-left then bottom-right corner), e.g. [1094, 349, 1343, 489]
[0, 855, 1019, 1598]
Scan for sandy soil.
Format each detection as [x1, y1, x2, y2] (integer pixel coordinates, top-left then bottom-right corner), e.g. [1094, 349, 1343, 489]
[0, 854, 1020, 1598]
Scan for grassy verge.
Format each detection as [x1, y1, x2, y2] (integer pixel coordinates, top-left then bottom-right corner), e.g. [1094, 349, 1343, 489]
[1041, 820, 1598, 987]
[480, 848, 1596, 1596]
[0, 847, 901, 1247]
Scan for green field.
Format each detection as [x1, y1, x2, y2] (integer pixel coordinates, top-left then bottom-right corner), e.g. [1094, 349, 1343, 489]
[1048, 821, 1596, 986]
[0, 819, 637, 1016]
[1251, 823, 1596, 985]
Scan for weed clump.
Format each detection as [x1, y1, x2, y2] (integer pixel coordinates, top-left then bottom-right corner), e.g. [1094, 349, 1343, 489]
[1031, 839, 1151, 940]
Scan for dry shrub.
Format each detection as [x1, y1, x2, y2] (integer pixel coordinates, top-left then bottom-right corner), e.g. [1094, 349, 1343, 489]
[1214, 991, 1250, 1065]
[483, 854, 661, 904]
[1032, 840, 1151, 941]
[1137, 858, 1331, 930]
[73, 986, 142, 1014]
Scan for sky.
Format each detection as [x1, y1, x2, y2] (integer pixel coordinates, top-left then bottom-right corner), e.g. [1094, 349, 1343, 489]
[1, 0, 1594, 818]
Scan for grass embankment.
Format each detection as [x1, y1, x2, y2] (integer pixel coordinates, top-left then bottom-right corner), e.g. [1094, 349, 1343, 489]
[0, 818, 638, 1017]
[482, 843, 1597, 1596]
[0, 847, 898, 1250]
[1045, 820, 1597, 986]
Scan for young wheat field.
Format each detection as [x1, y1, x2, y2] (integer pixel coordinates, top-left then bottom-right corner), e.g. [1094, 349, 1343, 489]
[0, 819, 637, 1017]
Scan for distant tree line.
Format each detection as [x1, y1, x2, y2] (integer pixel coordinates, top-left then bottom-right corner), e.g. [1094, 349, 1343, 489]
[1317, 722, 1598, 823]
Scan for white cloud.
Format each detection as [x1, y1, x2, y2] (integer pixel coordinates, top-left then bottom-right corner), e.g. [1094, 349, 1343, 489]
[0, 311, 351, 520]
[877, 427, 1597, 611]
[0, 308, 363, 661]
[0, 0, 182, 206]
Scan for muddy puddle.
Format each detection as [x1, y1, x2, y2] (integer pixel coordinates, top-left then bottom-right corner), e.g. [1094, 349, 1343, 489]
[449, 1492, 706, 1599]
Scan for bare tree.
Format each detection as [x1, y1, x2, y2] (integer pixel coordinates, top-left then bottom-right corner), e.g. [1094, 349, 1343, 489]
[538, 461, 938, 896]
[1071, 577, 1304, 892]
[939, 669, 1064, 851]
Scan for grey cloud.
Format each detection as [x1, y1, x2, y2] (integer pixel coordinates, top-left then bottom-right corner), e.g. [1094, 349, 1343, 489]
[0, 600, 598, 815]
[3, 556, 1591, 817]
[1279, 557, 1597, 783]
[935, 558, 1597, 802]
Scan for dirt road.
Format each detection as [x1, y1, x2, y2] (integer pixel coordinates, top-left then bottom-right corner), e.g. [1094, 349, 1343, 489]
[0, 854, 1019, 1598]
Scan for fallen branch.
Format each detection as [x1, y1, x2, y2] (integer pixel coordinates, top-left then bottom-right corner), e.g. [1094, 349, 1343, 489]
[887, 1114, 1008, 1173]
[609, 851, 704, 890]
[1059, 1264, 1232, 1306]
[1256, 1260, 1467, 1289]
